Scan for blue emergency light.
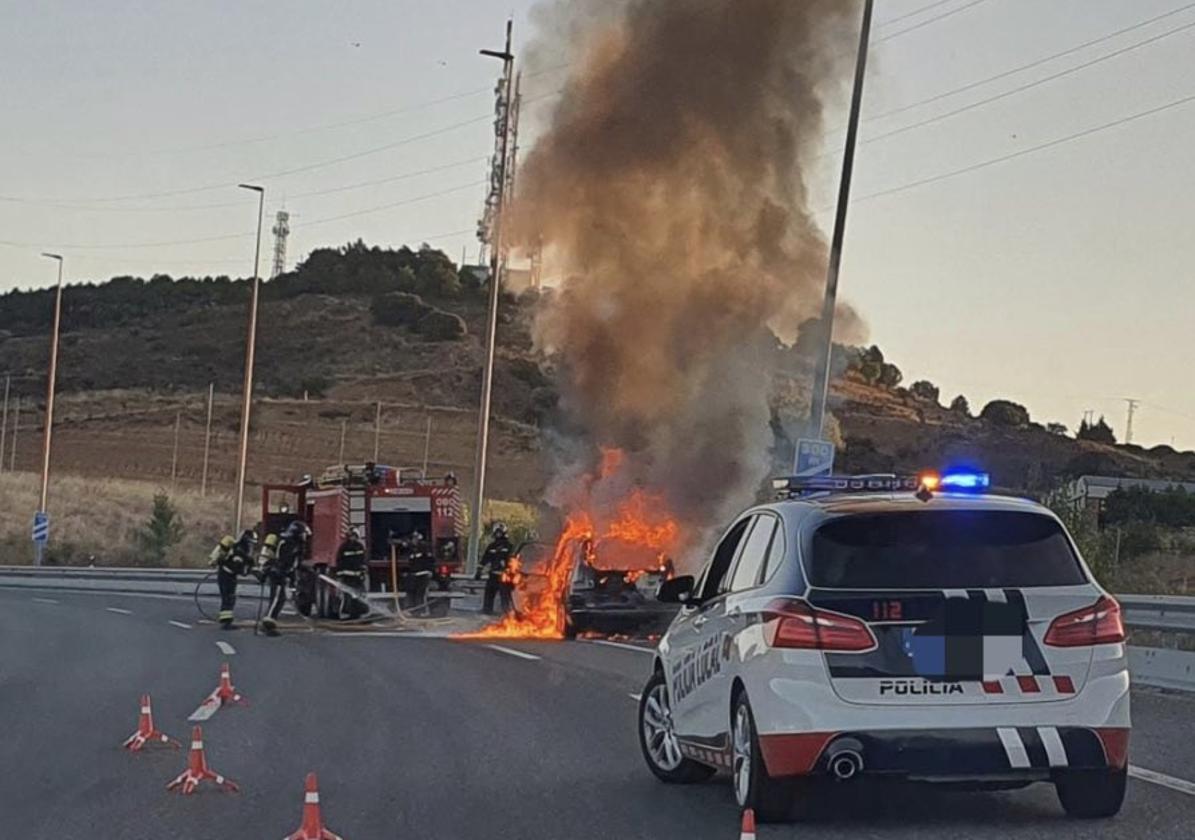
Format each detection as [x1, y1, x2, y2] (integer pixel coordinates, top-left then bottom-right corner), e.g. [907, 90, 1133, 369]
[772, 469, 991, 497]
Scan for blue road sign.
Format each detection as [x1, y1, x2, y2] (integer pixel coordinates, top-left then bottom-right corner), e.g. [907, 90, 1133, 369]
[795, 438, 835, 478]
[32, 510, 49, 544]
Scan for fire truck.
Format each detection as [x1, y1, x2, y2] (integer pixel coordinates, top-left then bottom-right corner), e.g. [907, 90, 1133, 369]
[260, 463, 463, 615]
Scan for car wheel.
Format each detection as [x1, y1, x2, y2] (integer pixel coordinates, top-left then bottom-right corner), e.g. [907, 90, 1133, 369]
[732, 691, 812, 823]
[638, 671, 715, 784]
[1056, 768, 1127, 818]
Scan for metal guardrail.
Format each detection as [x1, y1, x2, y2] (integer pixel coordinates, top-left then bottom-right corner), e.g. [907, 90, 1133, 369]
[1, 567, 1193, 689]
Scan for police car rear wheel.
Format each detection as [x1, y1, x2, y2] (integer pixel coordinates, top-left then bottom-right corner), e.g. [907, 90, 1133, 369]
[1056, 768, 1127, 818]
[638, 672, 714, 784]
[732, 692, 812, 822]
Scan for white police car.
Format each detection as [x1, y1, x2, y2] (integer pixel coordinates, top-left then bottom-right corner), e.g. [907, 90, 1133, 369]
[637, 472, 1129, 822]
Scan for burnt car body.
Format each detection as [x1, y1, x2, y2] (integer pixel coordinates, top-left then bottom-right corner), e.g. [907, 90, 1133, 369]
[562, 536, 679, 638]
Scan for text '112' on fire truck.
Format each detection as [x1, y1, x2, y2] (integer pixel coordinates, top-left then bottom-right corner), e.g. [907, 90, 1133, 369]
[261, 463, 463, 616]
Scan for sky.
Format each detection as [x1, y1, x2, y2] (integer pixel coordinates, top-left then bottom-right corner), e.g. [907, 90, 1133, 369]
[1, 0, 1194, 451]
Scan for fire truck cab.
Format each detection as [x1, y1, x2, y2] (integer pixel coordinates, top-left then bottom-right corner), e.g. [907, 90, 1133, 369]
[260, 464, 463, 611]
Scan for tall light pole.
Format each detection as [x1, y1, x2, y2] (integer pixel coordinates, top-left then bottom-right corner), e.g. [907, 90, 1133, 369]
[233, 184, 265, 533]
[806, 0, 874, 447]
[467, 19, 515, 574]
[0, 374, 10, 475]
[200, 382, 214, 497]
[37, 253, 65, 565]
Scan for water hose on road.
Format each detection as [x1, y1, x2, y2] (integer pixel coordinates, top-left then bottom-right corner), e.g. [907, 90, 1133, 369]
[192, 569, 267, 635]
[192, 571, 218, 623]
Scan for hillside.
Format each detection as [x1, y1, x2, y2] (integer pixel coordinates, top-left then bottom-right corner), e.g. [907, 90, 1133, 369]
[2, 241, 1194, 515]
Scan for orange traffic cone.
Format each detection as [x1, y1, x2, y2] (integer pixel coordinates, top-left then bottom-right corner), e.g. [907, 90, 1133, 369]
[739, 808, 756, 840]
[213, 662, 247, 706]
[286, 773, 344, 840]
[122, 694, 180, 751]
[166, 726, 240, 794]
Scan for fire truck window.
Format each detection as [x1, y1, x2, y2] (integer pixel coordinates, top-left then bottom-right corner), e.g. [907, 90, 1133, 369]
[698, 517, 751, 601]
[729, 515, 776, 592]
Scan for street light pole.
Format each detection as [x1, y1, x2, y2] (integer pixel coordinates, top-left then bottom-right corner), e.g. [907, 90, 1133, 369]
[233, 184, 265, 533]
[37, 253, 65, 565]
[200, 382, 214, 497]
[467, 19, 515, 575]
[806, 0, 874, 447]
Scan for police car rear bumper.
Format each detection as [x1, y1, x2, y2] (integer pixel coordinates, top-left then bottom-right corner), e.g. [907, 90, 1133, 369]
[759, 726, 1129, 779]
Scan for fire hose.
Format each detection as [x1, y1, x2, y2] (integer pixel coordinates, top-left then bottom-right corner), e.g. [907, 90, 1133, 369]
[191, 570, 268, 636]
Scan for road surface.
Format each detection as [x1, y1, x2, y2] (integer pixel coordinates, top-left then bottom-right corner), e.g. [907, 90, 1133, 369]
[3, 588, 1195, 839]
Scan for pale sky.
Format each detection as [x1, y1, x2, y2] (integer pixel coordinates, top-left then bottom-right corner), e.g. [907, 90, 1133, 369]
[2, 0, 1194, 450]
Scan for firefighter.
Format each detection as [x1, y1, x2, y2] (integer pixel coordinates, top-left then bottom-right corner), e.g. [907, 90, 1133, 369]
[208, 535, 236, 628]
[476, 522, 513, 616]
[335, 527, 368, 620]
[405, 530, 434, 611]
[261, 520, 311, 637]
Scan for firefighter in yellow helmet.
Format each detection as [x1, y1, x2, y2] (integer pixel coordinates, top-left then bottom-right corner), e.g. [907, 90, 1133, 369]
[209, 531, 256, 628]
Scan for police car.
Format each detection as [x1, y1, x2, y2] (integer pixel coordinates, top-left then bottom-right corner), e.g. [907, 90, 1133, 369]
[637, 471, 1130, 822]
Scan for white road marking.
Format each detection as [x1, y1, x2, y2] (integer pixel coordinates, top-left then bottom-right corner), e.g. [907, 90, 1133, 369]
[168, 620, 192, 630]
[215, 641, 237, 655]
[187, 695, 220, 722]
[628, 693, 642, 702]
[105, 607, 133, 615]
[1130, 765, 1195, 797]
[485, 644, 541, 661]
[31, 597, 59, 604]
[585, 639, 654, 654]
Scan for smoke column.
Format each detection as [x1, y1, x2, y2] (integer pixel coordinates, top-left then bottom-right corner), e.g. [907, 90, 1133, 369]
[512, 0, 866, 557]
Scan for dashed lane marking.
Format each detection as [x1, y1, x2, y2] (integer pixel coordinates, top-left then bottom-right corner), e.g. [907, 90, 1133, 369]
[216, 641, 236, 655]
[32, 597, 59, 604]
[585, 639, 654, 654]
[485, 644, 541, 661]
[105, 607, 133, 615]
[629, 693, 642, 702]
[1130, 765, 1195, 797]
[168, 620, 192, 630]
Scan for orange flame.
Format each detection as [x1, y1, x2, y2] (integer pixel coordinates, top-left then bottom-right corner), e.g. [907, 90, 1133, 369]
[457, 449, 681, 640]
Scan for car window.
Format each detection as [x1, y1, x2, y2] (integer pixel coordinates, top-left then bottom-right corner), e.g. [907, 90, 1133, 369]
[698, 517, 751, 601]
[728, 514, 776, 592]
[760, 521, 785, 585]
[807, 510, 1087, 589]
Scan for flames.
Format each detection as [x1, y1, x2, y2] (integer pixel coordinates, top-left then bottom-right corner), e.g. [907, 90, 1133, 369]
[459, 452, 680, 640]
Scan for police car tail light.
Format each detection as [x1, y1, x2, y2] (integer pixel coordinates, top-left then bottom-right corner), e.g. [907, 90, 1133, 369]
[1043, 596, 1125, 647]
[763, 599, 877, 652]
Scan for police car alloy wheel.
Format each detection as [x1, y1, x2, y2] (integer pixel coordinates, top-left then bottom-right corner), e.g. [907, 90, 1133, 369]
[732, 702, 752, 806]
[638, 671, 715, 784]
[730, 692, 810, 822]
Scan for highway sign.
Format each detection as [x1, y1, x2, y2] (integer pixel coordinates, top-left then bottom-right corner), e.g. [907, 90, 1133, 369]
[794, 438, 835, 478]
[32, 510, 49, 544]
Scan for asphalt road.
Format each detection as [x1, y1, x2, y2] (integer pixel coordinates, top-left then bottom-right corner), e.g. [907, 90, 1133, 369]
[3, 588, 1195, 839]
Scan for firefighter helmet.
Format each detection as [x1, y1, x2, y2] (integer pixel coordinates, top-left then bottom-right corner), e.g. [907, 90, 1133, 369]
[283, 520, 312, 541]
[263, 533, 279, 548]
[491, 521, 508, 539]
[219, 535, 235, 549]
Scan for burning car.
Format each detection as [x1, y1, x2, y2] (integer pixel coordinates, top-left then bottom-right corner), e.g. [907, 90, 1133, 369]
[561, 534, 678, 638]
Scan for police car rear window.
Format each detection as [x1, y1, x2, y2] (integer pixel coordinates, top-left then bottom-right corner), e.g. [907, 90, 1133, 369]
[807, 511, 1086, 589]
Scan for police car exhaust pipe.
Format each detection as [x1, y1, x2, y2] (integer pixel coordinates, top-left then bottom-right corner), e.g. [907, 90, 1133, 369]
[830, 751, 863, 781]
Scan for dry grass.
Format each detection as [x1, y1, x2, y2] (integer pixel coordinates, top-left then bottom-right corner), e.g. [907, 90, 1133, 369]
[0, 470, 251, 567]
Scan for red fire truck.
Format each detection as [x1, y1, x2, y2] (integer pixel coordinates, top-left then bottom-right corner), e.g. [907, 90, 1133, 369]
[260, 463, 463, 612]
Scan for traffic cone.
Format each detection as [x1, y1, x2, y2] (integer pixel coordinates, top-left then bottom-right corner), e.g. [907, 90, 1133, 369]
[166, 726, 240, 794]
[122, 694, 180, 752]
[213, 662, 248, 707]
[285, 773, 345, 840]
[739, 808, 756, 840]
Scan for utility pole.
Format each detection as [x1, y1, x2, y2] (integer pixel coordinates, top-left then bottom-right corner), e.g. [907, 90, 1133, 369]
[36, 253, 65, 565]
[200, 382, 214, 497]
[0, 374, 9, 475]
[1124, 399, 1140, 445]
[10, 396, 19, 471]
[373, 401, 382, 462]
[338, 419, 347, 465]
[422, 415, 432, 478]
[467, 19, 515, 575]
[233, 184, 266, 534]
[805, 0, 874, 448]
[170, 410, 182, 491]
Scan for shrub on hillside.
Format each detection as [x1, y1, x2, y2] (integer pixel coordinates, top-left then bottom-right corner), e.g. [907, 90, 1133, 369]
[910, 380, 940, 403]
[1046, 422, 1069, 436]
[949, 395, 971, 416]
[136, 494, 185, 566]
[1077, 416, 1117, 445]
[980, 399, 1031, 427]
[371, 292, 432, 328]
[415, 309, 468, 341]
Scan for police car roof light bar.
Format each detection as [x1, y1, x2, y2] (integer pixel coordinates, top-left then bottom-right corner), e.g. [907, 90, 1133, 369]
[772, 470, 990, 497]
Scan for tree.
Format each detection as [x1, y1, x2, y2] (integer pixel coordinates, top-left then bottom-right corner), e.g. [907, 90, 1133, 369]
[1046, 422, 1069, 436]
[136, 494, 184, 565]
[371, 292, 432, 328]
[949, 395, 971, 417]
[1077, 415, 1117, 445]
[877, 362, 903, 388]
[909, 380, 940, 403]
[980, 399, 1031, 427]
